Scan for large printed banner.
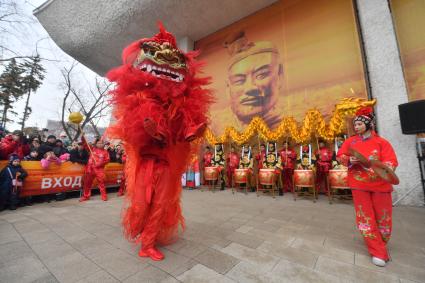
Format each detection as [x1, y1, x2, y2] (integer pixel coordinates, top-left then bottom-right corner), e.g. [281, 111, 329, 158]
[195, 0, 368, 135]
[391, 0, 425, 102]
[0, 161, 123, 197]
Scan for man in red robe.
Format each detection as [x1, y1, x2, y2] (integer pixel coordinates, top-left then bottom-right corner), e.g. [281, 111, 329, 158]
[314, 140, 333, 193]
[337, 107, 398, 267]
[79, 137, 110, 202]
[202, 146, 213, 185]
[226, 145, 239, 187]
[279, 141, 297, 192]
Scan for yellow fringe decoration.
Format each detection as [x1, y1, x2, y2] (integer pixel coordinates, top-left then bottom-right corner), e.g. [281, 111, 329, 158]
[204, 97, 376, 145]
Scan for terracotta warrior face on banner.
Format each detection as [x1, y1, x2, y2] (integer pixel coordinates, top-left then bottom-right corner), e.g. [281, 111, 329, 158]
[226, 32, 283, 126]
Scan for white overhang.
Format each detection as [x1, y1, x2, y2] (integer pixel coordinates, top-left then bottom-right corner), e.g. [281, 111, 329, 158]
[34, 0, 278, 75]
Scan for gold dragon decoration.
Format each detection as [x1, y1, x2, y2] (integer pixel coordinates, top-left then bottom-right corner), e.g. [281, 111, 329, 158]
[204, 97, 376, 145]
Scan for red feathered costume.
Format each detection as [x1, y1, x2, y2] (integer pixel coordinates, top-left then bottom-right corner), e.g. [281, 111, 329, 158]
[107, 24, 212, 261]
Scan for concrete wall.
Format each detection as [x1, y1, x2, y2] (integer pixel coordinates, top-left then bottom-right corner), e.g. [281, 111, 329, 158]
[355, 0, 424, 205]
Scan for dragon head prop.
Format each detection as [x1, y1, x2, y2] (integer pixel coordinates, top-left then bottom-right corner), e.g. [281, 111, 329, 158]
[107, 22, 212, 106]
[131, 24, 187, 83]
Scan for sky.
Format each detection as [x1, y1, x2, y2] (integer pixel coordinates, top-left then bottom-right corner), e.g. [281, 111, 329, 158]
[1, 0, 111, 131]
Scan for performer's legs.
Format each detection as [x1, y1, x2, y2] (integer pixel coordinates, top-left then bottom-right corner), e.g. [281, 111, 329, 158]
[139, 164, 170, 261]
[371, 192, 392, 243]
[226, 168, 233, 187]
[96, 171, 107, 201]
[352, 190, 389, 261]
[118, 175, 126, 196]
[80, 173, 95, 201]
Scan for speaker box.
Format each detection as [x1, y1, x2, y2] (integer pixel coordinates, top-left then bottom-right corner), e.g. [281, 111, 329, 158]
[398, 100, 425, 134]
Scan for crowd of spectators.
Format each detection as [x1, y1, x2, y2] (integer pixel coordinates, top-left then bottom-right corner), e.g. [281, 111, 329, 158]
[0, 127, 125, 211]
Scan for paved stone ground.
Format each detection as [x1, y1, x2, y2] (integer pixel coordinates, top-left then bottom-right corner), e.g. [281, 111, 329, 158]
[0, 188, 424, 283]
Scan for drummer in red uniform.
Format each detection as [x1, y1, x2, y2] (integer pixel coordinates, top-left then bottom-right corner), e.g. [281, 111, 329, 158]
[279, 141, 297, 193]
[262, 141, 283, 195]
[202, 146, 213, 185]
[239, 145, 254, 190]
[226, 145, 239, 187]
[314, 139, 333, 194]
[212, 144, 226, 190]
[337, 107, 398, 267]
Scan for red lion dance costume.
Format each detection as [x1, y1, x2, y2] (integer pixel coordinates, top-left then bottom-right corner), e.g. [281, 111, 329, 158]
[107, 24, 212, 261]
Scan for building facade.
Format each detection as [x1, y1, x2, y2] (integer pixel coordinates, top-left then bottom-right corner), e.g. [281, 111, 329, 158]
[34, 0, 425, 205]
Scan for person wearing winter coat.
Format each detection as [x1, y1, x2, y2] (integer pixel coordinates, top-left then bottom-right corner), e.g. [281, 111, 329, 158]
[0, 155, 28, 210]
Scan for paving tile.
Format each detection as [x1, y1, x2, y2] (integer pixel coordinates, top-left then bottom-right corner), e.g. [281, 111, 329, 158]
[75, 270, 119, 283]
[221, 243, 279, 272]
[257, 241, 318, 268]
[194, 248, 240, 274]
[19, 228, 62, 245]
[88, 248, 148, 280]
[151, 248, 192, 275]
[291, 238, 354, 264]
[30, 237, 76, 260]
[0, 222, 22, 245]
[177, 264, 235, 283]
[271, 258, 349, 283]
[235, 225, 253, 233]
[315, 256, 399, 283]
[123, 265, 170, 283]
[168, 258, 199, 277]
[44, 251, 101, 283]
[225, 261, 273, 283]
[0, 255, 53, 283]
[165, 238, 208, 258]
[225, 231, 264, 249]
[0, 240, 34, 265]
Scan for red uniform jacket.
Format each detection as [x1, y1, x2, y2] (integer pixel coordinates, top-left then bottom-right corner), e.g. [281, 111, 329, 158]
[203, 152, 213, 167]
[279, 148, 297, 169]
[315, 147, 333, 172]
[226, 152, 240, 170]
[0, 135, 30, 160]
[255, 150, 266, 170]
[82, 137, 110, 173]
[337, 132, 398, 192]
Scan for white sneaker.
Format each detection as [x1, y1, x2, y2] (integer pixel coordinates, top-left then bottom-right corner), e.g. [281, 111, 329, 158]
[372, 257, 386, 267]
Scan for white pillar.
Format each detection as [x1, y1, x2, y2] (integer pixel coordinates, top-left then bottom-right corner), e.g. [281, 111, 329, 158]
[356, 0, 423, 205]
[178, 36, 194, 53]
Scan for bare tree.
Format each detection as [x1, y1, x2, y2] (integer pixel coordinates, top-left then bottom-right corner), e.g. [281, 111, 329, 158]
[60, 62, 112, 141]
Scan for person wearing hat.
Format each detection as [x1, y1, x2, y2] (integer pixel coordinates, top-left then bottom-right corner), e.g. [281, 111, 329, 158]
[238, 144, 254, 190]
[226, 145, 239, 187]
[211, 144, 226, 190]
[337, 107, 398, 267]
[38, 135, 57, 158]
[279, 141, 297, 193]
[212, 32, 283, 133]
[0, 154, 28, 210]
[262, 141, 283, 195]
[314, 139, 333, 194]
[0, 130, 30, 160]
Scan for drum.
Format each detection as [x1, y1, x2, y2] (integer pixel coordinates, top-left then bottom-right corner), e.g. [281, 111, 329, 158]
[293, 170, 314, 187]
[258, 169, 276, 186]
[234, 169, 249, 184]
[204, 166, 219, 181]
[328, 169, 349, 188]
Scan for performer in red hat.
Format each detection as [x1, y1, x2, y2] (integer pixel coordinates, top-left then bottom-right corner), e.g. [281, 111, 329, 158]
[107, 23, 212, 261]
[279, 141, 297, 192]
[314, 139, 333, 194]
[226, 145, 239, 187]
[337, 107, 398, 267]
